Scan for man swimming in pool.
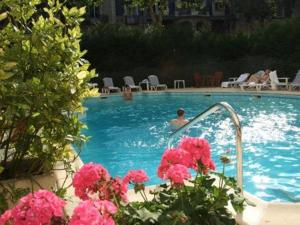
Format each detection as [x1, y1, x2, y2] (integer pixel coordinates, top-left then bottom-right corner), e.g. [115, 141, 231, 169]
[170, 108, 189, 127]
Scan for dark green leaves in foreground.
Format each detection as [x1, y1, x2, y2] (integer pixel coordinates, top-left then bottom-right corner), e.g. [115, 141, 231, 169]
[117, 156, 247, 225]
[0, 0, 95, 179]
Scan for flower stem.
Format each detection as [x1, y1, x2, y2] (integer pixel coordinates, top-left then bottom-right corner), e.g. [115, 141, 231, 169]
[139, 190, 147, 202]
[142, 189, 148, 202]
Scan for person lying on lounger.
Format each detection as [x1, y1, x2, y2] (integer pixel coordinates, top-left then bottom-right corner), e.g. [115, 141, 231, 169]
[170, 108, 189, 128]
[247, 69, 270, 83]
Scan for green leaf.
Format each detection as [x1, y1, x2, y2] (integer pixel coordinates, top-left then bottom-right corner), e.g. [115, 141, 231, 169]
[136, 208, 160, 222]
[79, 7, 86, 16]
[0, 70, 14, 80]
[3, 62, 17, 71]
[77, 71, 88, 79]
[0, 12, 8, 21]
[0, 166, 4, 174]
[32, 112, 40, 117]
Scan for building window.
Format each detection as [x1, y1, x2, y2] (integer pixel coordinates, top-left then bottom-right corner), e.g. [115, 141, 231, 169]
[215, 0, 224, 11]
[116, 0, 125, 16]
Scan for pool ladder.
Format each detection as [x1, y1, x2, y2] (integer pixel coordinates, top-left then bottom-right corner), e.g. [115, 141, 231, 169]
[167, 102, 243, 193]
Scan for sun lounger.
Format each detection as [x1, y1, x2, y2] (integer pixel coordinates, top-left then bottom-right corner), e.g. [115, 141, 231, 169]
[240, 70, 272, 91]
[289, 70, 300, 90]
[102, 77, 120, 93]
[123, 76, 141, 91]
[269, 70, 289, 90]
[148, 75, 167, 91]
[221, 73, 250, 88]
[240, 81, 270, 91]
[210, 71, 224, 86]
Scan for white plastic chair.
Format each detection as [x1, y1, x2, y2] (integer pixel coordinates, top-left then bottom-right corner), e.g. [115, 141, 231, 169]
[221, 73, 250, 88]
[102, 77, 120, 93]
[148, 75, 167, 91]
[123, 76, 141, 91]
[289, 70, 300, 90]
[269, 70, 289, 90]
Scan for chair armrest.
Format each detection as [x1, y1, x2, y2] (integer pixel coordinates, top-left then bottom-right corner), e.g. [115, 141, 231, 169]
[278, 77, 289, 84]
[88, 83, 98, 88]
[228, 77, 238, 81]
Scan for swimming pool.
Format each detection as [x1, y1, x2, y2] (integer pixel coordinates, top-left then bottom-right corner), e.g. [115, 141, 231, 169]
[80, 92, 300, 202]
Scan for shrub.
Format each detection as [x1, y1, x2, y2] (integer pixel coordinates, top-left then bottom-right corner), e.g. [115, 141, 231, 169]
[82, 18, 300, 86]
[0, 137, 247, 225]
[0, 0, 96, 180]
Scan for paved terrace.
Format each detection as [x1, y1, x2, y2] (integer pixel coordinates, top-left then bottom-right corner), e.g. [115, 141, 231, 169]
[165, 87, 300, 96]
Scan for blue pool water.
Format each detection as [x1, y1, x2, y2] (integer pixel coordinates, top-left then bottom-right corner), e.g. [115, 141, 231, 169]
[80, 93, 300, 202]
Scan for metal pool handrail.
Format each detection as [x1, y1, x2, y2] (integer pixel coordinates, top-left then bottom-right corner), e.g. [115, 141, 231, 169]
[167, 101, 243, 193]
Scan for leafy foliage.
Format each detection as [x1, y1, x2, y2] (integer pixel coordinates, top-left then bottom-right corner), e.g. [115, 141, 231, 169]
[82, 17, 300, 86]
[124, 0, 205, 25]
[0, 0, 95, 179]
[117, 156, 246, 225]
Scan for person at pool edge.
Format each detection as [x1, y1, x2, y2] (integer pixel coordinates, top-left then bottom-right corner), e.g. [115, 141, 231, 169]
[170, 108, 189, 127]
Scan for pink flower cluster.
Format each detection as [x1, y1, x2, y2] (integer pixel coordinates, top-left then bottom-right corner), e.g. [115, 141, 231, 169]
[69, 200, 117, 225]
[165, 164, 191, 184]
[73, 163, 110, 200]
[179, 137, 215, 173]
[0, 190, 65, 225]
[123, 170, 149, 185]
[157, 137, 215, 185]
[109, 177, 128, 203]
[72, 162, 129, 203]
[0, 137, 215, 224]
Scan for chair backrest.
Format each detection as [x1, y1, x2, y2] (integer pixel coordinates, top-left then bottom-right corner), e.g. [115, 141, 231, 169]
[292, 70, 300, 84]
[236, 73, 250, 82]
[103, 77, 114, 88]
[123, 76, 135, 86]
[269, 70, 279, 84]
[148, 75, 160, 86]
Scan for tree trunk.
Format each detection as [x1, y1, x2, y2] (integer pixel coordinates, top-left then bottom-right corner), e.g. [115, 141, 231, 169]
[148, 4, 162, 26]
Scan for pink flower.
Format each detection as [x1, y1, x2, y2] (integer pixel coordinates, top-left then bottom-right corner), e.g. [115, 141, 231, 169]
[94, 200, 118, 215]
[123, 170, 149, 185]
[179, 137, 215, 173]
[73, 163, 111, 200]
[73, 163, 129, 204]
[69, 200, 117, 225]
[157, 148, 193, 179]
[165, 164, 191, 184]
[109, 177, 128, 203]
[0, 190, 65, 225]
[0, 209, 12, 225]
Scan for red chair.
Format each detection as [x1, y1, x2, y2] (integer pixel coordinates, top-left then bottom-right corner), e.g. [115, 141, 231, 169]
[194, 72, 202, 87]
[210, 71, 223, 86]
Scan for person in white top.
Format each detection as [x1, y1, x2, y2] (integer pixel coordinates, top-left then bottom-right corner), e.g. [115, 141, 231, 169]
[170, 108, 189, 128]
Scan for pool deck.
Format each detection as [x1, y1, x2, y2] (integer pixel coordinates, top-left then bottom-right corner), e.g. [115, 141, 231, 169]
[153, 87, 300, 96]
[67, 88, 300, 224]
[166, 87, 300, 96]
[101, 87, 300, 98]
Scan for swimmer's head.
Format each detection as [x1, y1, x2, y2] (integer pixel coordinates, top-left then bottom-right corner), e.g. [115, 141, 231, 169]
[177, 108, 185, 117]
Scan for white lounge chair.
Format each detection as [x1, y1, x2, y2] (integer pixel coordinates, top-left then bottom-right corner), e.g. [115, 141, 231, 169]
[221, 73, 250, 88]
[240, 70, 271, 91]
[269, 70, 289, 90]
[240, 81, 269, 91]
[289, 70, 300, 90]
[123, 76, 141, 91]
[148, 75, 167, 91]
[102, 77, 120, 93]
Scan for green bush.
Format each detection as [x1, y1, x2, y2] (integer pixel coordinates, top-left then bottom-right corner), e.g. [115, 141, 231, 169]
[0, 0, 95, 179]
[82, 18, 300, 87]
